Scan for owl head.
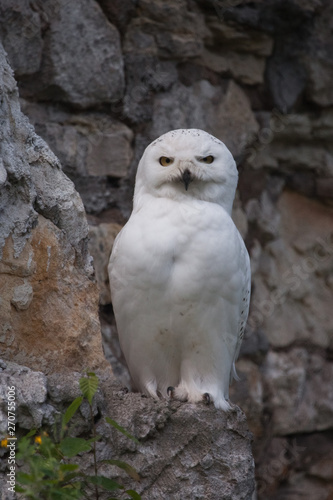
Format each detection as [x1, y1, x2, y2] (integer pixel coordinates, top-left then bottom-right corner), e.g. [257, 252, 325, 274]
[134, 129, 238, 214]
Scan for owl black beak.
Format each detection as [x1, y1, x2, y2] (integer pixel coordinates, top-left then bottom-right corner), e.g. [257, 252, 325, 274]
[181, 169, 194, 191]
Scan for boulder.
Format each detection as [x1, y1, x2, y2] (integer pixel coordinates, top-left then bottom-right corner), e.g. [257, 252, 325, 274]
[151, 79, 258, 158]
[248, 191, 333, 350]
[263, 349, 333, 435]
[19, 0, 125, 108]
[0, 42, 108, 374]
[21, 101, 134, 179]
[0, 0, 43, 76]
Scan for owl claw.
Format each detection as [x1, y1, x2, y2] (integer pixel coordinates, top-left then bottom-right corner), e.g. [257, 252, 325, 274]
[203, 393, 211, 405]
[167, 386, 175, 398]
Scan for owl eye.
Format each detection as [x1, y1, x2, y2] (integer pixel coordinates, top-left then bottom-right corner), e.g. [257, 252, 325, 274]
[199, 155, 214, 164]
[159, 156, 174, 166]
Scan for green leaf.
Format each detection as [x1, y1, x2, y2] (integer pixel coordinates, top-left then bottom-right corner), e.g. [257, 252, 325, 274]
[63, 397, 83, 426]
[105, 417, 139, 444]
[59, 463, 80, 473]
[60, 437, 91, 457]
[103, 460, 140, 482]
[79, 374, 99, 405]
[85, 475, 123, 492]
[16, 472, 34, 485]
[14, 485, 27, 493]
[88, 434, 102, 443]
[125, 490, 142, 500]
[25, 429, 37, 438]
[60, 473, 83, 484]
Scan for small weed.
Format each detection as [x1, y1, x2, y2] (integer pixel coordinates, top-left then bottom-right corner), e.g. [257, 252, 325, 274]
[8, 373, 141, 500]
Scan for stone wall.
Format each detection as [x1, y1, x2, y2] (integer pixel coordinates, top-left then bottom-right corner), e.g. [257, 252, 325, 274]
[1, 1, 333, 498]
[0, 38, 255, 499]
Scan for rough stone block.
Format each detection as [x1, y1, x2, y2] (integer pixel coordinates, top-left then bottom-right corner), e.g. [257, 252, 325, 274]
[20, 0, 125, 108]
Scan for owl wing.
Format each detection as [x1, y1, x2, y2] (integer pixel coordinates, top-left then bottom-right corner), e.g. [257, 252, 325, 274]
[230, 232, 251, 383]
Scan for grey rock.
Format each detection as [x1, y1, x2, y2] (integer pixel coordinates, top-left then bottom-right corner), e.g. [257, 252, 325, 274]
[305, 56, 333, 107]
[197, 48, 266, 85]
[132, 0, 206, 58]
[21, 101, 134, 180]
[0, 361, 48, 429]
[74, 176, 124, 215]
[88, 223, 122, 305]
[312, 109, 333, 140]
[97, 0, 137, 33]
[245, 191, 281, 241]
[266, 53, 307, 113]
[154, 31, 204, 59]
[122, 53, 178, 124]
[0, 43, 90, 269]
[47, 371, 82, 403]
[151, 79, 258, 158]
[234, 1, 312, 111]
[249, 190, 333, 350]
[20, 0, 124, 108]
[199, 16, 273, 85]
[247, 110, 333, 179]
[11, 282, 33, 311]
[206, 16, 273, 57]
[230, 359, 264, 439]
[0, 42, 110, 376]
[0, 0, 43, 76]
[0, 360, 7, 370]
[239, 328, 269, 360]
[305, 1, 333, 107]
[316, 177, 333, 199]
[252, 138, 333, 177]
[0, 360, 255, 500]
[0, 158, 7, 185]
[96, 377, 255, 500]
[263, 349, 333, 435]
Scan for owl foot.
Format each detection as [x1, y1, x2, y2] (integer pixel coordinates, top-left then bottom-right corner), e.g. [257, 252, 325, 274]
[167, 386, 175, 398]
[203, 393, 212, 405]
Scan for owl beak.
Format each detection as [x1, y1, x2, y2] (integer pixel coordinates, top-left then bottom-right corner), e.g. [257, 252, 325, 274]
[181, 169, 194, 191]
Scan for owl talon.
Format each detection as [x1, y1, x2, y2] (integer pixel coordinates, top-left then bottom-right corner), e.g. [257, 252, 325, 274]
[203, 393, 211, 405]
[167, 386, 175, 398]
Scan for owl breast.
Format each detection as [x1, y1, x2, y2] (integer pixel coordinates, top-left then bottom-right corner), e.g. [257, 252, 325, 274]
[116, 197, 241, 305]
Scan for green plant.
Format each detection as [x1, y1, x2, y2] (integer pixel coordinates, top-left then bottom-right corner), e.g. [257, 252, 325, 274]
[14, 372, 141, 500]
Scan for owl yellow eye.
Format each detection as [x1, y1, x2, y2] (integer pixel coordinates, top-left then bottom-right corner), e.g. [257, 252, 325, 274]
[159, 156, 174, 166]
[199, 155, 214, 164]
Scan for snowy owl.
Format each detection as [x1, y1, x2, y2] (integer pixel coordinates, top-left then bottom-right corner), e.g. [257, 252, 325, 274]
[108, 129, 250, 410]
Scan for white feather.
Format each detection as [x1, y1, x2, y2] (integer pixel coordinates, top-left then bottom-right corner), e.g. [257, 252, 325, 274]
[109, 129, 251, 410]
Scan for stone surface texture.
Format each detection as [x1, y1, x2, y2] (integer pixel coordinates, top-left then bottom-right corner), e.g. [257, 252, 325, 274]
[1, 0, 333, 498]
[0, 360, 255, 500]
[0, 43, 108, 375]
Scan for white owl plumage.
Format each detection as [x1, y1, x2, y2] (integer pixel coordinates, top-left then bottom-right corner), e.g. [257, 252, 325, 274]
[108, 129, 250, 410]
